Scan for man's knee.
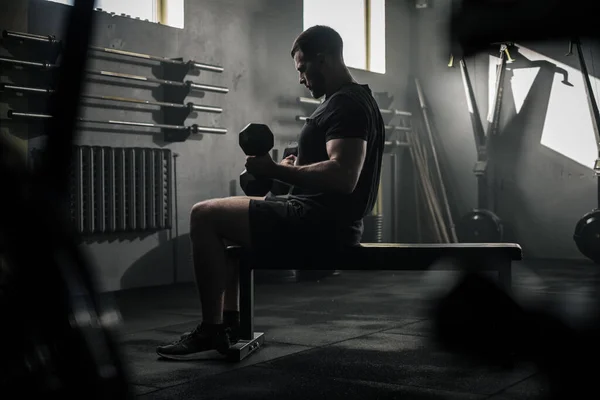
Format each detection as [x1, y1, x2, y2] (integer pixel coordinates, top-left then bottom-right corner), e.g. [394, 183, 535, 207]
[190, 199, 220, 234]
[190, 196, 255, 233]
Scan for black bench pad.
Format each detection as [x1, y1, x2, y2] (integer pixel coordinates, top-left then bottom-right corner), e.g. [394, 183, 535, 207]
[227, 243, 523, 271]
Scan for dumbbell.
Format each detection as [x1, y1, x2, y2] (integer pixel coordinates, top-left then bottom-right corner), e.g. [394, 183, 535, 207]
[239, 123, 275, 196]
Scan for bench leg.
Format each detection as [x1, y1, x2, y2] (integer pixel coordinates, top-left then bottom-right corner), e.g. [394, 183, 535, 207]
[227, 255, 264, 361]
[497, 259, 513, 294]
[240, 262, 254, 340]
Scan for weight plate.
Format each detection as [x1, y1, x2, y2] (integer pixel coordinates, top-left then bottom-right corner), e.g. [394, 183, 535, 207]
[573, 209, 600, 264]
[457, 209, 503, 243]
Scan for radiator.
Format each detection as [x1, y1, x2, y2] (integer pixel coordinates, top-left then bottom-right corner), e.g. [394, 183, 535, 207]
[31, 146, 173, 235]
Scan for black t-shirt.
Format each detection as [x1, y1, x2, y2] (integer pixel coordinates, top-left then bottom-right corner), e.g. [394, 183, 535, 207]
[288, 82, 385, 231]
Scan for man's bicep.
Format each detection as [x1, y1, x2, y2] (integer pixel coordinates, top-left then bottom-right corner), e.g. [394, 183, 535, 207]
[326, 138, 367, 174]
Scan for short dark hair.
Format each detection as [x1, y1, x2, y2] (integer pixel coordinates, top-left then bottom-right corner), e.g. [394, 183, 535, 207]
[291, 25, 344, 60]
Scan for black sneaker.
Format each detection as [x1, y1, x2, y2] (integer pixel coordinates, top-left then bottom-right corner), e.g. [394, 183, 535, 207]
[181, 324, 240, 344]
[156, 323, 231, 360]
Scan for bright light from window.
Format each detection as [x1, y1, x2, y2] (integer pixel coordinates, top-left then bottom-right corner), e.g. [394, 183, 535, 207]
[303, 0, 386, 74]
[303, 0, 366, 71]
[369, 0, 386, 74]
[45, 0, 155, 21]
[44, 0, 184, 29]
[164, 0, 184, 29]
[96, 0, 156, 22]
[488, 44, 600, 171]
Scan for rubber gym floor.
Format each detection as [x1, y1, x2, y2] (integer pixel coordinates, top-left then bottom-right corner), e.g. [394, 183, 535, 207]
[111, 259, 598, 399]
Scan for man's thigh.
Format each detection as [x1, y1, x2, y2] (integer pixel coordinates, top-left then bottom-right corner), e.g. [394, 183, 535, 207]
[196, 195, 332, 251]
[194, 196, 264, 248]
[246, 196, 332, 252]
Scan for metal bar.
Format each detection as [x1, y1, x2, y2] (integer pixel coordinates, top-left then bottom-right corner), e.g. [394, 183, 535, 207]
[170, 152, 177, 283]
[75, 147, 84, 234]
[87, 69, 185, 87]
[393, 151, 402, 242]
[2, 29, 59, 43]
[297, 96, 321, 105]
[0, 83, 53, 94]
[379, 108, 413, 117]
[385, 140, 410, 148]
[83, 94, 224, 113]
[0, 56, 55, 69]
[7, 110, 227, 134]
[147, 149, 156, 230]
[136, 149, 146, 231]
[297, 96, 412, 116]
[384, 125, 412, 132]
[414, 151, 422, 242]
[116, 148, 126, 231]
[89, 45, 224, 73]
[84, 146, 94, 234]
[189, 61, 224, 73]
[83, 118, 187, 130]
[156, 150, 164, 229]
[91, 70, 229, 93]
[105, 147, 116, 233]
[166, 152, 174, 230]
[239, 257, 255, 341]
[458, 57, 490, 210]
[0, 84, 224, 114]
[94, 147, 106, 233]
[126, 148, 136, 230]
[0, 58, 228, 93]
[459, 58, 487, 151]
[486, 44, 508, 135]
[190, 104, 223, 113]
[158, 151, 166, 229]
[188, 82, 229, 94]
[415, 78, 458, 243]
[3, 30, 225, 72]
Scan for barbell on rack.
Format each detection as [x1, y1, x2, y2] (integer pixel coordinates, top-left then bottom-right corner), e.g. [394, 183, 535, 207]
[89, 46, 224, 73]
[0, 83, 223, 113]
[297, 96, 412, 117]
[0, 56, 229, 94]
[2, 29, 224, 73]
[1, 29, 60, 44]
[6, 110, 227, 135]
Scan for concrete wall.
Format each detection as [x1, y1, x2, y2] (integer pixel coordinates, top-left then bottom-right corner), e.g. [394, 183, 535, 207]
[1, 0, 412, 291]
[411, 3, 599, 260]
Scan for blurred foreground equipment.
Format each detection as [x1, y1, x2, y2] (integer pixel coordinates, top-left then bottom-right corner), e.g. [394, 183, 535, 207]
[450, 0, 598, 57]
[0, 0, 132, 397]
[430, 267, 600, 400]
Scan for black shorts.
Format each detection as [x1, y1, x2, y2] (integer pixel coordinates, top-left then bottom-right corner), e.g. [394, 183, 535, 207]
[248, 193, 362, 252]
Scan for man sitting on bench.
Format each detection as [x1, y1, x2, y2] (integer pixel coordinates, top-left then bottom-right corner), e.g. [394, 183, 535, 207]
[156, 25, 386, 360]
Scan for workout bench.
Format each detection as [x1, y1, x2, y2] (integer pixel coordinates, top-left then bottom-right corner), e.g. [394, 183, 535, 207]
[225, 242, 523, 361]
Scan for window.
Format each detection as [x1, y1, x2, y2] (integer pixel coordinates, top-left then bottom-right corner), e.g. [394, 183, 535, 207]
[303, 0, 386, 74]
[44, 0, 184, 29]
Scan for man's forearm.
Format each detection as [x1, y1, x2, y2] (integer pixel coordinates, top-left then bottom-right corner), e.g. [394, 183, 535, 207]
[272, 160, 352, 194]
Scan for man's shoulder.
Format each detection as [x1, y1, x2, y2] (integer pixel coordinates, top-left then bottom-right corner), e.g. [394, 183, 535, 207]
[325, 84, 373, 112]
